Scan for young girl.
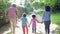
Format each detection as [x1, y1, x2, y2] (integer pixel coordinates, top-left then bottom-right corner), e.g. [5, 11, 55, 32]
[43, 5, 51, 34]
[29, 15, 39, 34]
[20, 13, 28, 34]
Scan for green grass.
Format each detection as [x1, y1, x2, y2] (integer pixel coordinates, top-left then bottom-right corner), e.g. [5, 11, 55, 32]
[56, 27, 60, 34]
[51, 13, 60, 25]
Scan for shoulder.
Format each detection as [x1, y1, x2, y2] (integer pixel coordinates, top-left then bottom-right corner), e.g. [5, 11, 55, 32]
[8, 7, 11, 10]
[25, 17, 27, 20]
[43, 11, 49, 14]
[11, 7, 16, 10]
[35, 18, 37, 21]
[22, 17, 27, 19]
[7, 7, 11, 11]
[21, 17, 23, 20]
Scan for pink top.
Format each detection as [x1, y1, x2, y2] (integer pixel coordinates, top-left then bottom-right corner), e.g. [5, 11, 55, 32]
[31, 18, 37, 26]
[8, 7, 16, 18]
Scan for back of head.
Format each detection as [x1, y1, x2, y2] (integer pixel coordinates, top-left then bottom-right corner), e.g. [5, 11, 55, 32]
[45, 5, 50, 11]
[12, 4, 16, 7]
[23, 14, 26, 17]
[32, 15, 36, 18]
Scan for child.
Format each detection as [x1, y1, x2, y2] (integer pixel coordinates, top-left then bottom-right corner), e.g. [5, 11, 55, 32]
[43, 5, 51, 34]
[29, 15, 40, 34]
[20, 13, 28, 34]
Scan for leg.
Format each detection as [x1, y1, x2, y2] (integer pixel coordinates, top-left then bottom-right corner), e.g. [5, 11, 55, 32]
[13, 21, 16, 34]
[25, 25, 28, 34]
[10, 19, 13, 34]
[32, 26, 34, 34]
[13, 24, 15, 34]
[44, 21, 48, 34]
[10, 19, 16, 34]
[12, 19, 16, 34]
[22, 26, 25, 34]
[34, 26, 36, 34]
[47, 21, 50, 34]
[32, 26, 36, 34]
[47, 26, 50, 34]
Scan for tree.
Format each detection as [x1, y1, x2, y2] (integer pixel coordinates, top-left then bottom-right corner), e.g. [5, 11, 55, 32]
[0, 0, 11, 27]
[32, 2, 44, 9]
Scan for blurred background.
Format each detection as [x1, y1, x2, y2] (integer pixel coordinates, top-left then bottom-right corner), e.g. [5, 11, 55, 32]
[0, 0, 60, 34]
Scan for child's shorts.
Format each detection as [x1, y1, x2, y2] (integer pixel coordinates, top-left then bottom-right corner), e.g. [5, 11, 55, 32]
[32, 26, 36, 33]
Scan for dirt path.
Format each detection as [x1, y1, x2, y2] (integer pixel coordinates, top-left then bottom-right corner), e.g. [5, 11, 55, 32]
[0, 14, 58, 34]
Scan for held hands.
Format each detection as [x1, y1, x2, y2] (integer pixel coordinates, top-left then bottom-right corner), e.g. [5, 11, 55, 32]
[40, 21, 43, 24]
[28, 24, 30, 27]
[27, 23, 30, 27]
[17, 19, 20, 22]
[40, 19, 44, 24]
[37, 20, 43, 24]
[40, 18, 44, 24]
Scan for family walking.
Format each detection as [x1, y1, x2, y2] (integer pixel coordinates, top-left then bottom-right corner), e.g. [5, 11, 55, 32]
[6, 4, 51, 34]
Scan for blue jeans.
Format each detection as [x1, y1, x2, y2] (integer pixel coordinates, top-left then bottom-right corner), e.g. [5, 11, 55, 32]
[44, 20, 50, 34]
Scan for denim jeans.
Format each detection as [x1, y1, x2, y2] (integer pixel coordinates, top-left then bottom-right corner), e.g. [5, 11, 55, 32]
[44, 20, 50, 34]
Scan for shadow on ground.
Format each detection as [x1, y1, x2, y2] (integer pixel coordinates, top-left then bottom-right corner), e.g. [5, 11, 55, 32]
[0, 23, 10, 34]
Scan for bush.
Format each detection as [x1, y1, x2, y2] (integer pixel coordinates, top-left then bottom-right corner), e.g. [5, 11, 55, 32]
[0, 0, 11, 27]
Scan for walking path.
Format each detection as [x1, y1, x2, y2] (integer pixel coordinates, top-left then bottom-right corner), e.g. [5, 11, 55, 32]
[0, 14, 58, 34]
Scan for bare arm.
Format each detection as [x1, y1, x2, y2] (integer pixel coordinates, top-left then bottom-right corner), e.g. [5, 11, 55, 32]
[36, 18, 43, 23]
[36, 19, 40, 23]
[41, 17, 44, 23]
[15, 9, 19, 20]
[16, 10, 18, 16]
[29, 20, 32, 27]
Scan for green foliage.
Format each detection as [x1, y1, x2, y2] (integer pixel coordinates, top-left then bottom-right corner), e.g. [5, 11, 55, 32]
[0, 0, 11, 19]
[25, 3, 33, 13]
[30, 0, 34, 3]
[0, 0, 11, 27]
[51, 12, 60, 25]
[38, 11, 43, 16]
[44, 0, 56, 7]
[17, 7, 22, 17]
[32, 2, 44, 9]
[24, 1, 33, 13]
[53, 3, 60, 11]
